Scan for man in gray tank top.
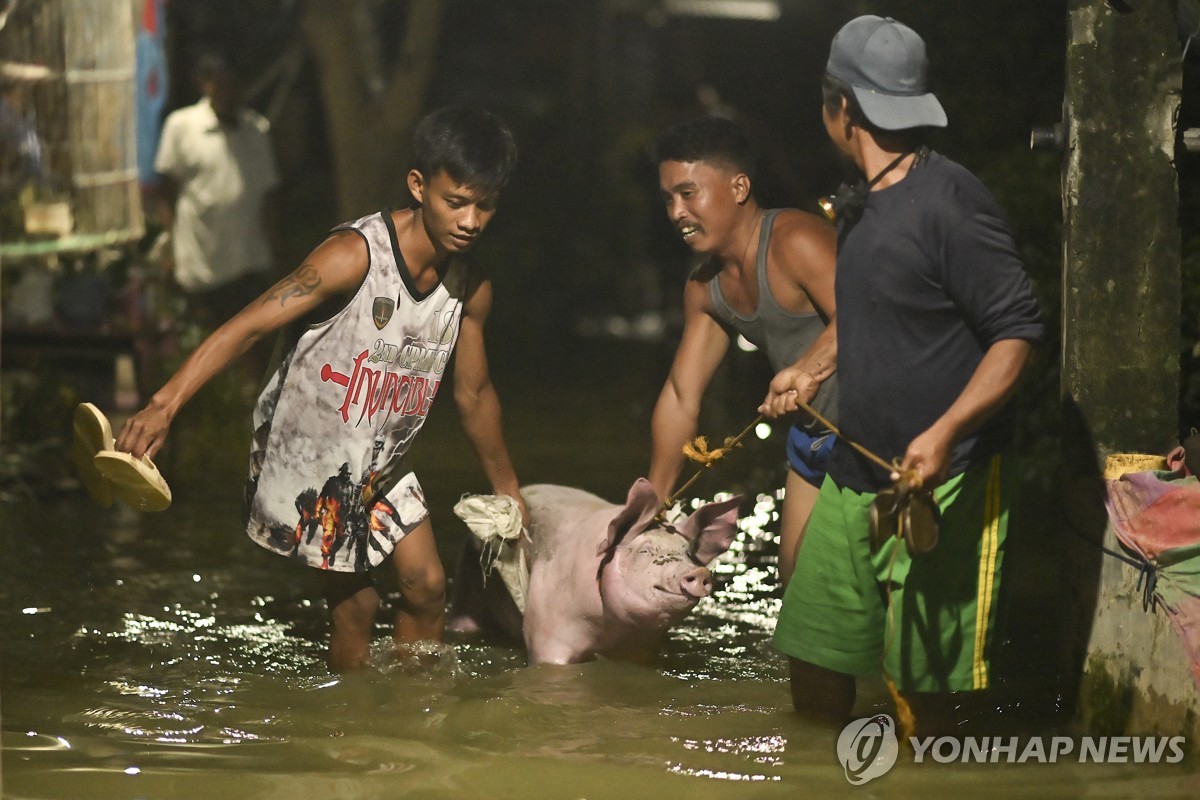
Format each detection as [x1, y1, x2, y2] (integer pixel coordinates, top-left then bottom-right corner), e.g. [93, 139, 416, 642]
[647, 117, 839, 585]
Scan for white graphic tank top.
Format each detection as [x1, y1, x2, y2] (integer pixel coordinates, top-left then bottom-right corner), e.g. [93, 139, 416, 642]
[245, 209, 468, 572]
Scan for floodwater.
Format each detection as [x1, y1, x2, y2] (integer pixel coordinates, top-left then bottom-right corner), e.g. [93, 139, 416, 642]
[3, 340, 1198, 799]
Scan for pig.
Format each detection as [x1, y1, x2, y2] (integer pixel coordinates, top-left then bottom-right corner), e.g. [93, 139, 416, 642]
[449, 478, 743, 665]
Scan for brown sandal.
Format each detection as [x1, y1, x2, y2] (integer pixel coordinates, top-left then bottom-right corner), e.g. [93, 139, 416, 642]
[869, 480, 940, 556]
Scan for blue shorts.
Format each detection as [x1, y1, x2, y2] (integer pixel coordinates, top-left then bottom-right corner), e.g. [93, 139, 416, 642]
[786, 426, 836, 488]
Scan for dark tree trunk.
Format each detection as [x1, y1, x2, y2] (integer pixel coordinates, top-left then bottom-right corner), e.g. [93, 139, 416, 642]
[300, 0, 444, 220]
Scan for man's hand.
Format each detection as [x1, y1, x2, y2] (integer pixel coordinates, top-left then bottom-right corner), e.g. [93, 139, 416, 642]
[509, 492, 532, 539]
[757, 320, 836, 420]
[758, 366, 821, 419]
[891, 425, 953, 489]
[891, 338, 1035, 490]
[114, 400, 173, 461]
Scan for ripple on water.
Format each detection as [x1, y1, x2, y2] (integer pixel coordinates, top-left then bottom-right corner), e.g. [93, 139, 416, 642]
[5, 485, 1199, 799]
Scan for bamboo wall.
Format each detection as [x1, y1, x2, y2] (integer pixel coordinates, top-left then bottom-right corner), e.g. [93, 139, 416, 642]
[0, 0, 143, 253]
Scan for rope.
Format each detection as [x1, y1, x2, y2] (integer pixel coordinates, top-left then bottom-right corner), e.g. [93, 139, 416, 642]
[656, 413, 766, 520]
[881, 542, 917, 742]
[790, 397, 912, 482]
[659, 395, 913, 519]
[1061, 500, 1160, 614]
[662, 395, 921, 733]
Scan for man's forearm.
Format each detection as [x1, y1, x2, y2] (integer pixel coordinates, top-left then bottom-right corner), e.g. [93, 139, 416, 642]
[934, 338, 1033, 445]
[156, 317, 266, 415]
[648, 392, 699, 500]
[761, 318, 838, 418]
[459, 385, 520, 496]
[896, 338, 1035, 487]
[790, 317, 837, 391]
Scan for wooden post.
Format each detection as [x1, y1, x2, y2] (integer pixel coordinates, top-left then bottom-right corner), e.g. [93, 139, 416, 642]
[1061, 0, 1191, 739]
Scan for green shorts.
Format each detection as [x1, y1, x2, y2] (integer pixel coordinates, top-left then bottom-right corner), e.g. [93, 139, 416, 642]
[772, 452, 1012, 693]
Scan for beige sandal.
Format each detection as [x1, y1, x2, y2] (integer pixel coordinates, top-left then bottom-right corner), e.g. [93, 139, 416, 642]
[72, 402, 115, 509]
[93, 450, 172, 512]
[72, 402, 172, 512]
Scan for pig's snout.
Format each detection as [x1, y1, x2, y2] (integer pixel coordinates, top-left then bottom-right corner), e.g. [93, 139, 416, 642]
[680, 567, 713, 599]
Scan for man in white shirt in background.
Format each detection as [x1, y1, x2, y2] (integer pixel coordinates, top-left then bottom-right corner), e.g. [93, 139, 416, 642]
[154, 50, 281, 329]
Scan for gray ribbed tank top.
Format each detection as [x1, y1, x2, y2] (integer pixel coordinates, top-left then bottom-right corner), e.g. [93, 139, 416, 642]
[708, 208, 839, 428]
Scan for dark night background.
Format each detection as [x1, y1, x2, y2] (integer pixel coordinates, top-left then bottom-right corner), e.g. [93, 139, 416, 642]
[3, 2, 1200, 761]
[10, 0, 1200, 497]
[157, 0, 1071, 372]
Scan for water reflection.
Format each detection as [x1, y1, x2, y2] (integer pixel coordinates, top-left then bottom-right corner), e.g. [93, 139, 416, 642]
[3, 460, 1198, 798]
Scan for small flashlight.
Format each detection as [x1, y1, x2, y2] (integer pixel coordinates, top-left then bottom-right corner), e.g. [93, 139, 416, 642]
[817, 195, 838, 222]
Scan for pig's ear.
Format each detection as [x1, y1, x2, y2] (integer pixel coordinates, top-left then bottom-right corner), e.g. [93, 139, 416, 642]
[597, 478, 662, 558]
[678, 494, 742, 565]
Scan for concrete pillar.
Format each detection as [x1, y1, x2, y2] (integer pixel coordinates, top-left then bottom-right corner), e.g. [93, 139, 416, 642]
[1062, 0, 1180, 451]
[1061, 0, 1190, 738]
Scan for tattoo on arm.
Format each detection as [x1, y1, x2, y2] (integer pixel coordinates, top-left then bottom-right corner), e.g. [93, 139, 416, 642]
[263, 264, 321, 307]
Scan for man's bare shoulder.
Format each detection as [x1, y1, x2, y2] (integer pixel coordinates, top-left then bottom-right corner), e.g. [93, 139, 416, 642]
[459, 253, 490, 282]
[769, 207, 837, 243]
[457, 256, 496, 320]
[681, 267, 718, 318]
[279, 229, 371, 298]
[767, 208, 837, 275]
[452, 254, 490, 296]
[314, 229, 370, 270]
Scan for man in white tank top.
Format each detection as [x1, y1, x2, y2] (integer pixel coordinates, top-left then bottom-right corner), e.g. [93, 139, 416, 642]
[115, 108, 526, 673]
[648, 117, 839, 586]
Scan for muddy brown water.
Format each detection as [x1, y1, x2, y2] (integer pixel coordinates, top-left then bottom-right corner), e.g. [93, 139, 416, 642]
[2, 339, 1197, 798]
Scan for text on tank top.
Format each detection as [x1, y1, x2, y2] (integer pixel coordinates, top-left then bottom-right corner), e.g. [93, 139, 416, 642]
[244, 209, 468, 571]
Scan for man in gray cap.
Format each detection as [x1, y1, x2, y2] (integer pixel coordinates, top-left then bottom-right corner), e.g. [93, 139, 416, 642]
[767, 15, 1044, 732]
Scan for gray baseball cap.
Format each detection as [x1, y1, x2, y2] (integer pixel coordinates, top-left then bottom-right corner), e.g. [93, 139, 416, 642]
[826, 15, 947, 131]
